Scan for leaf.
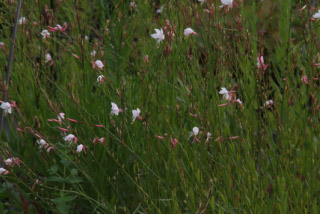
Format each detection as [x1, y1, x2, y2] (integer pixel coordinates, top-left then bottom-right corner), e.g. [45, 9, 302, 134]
[66, 176, 84, 184]
[46, 176, 66, 183]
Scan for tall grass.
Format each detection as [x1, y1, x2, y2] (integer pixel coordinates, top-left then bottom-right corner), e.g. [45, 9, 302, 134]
[0, 0, 320, 213]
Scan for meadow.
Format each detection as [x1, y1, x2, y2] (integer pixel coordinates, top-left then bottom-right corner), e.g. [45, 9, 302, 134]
[1, 0, 320, 213]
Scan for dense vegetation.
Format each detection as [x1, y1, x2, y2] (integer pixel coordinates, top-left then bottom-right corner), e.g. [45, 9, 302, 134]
[1, 0, 320, 213]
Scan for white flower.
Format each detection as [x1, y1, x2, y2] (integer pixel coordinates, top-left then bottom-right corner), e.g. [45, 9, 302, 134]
[64, 134, 77, 144]
[0, 168, 8, 175]
[85, 35, 89, 40]
[1, 102, 12, 114]
[41, 30, 50, 39]
[193, 127, 199, 136]
[221, 0, 233, 8]
[151, 29, 165, 44]
[45, 53, 52, 63]
[132, 108, 141, 123]
[130, 1, 137, 9]
[156, 6, 163, 13]
[206, 132, 211, 142]
[110, 102, 121, 116]
[58, 112, 65, 122]
[97, 75, 105, 85]
[95, 60, 104, 69]
[76, 144, 84, 153]
[219, 87, 230, 101]
[5, 158, 13, 166]
[198, 0, 205, 4]
[91, 50, 96, 57]
[184, 28, 196, 37]
[236, 99, 243, 105]
[0, 42, 4, 47]
[37, 139, 47, 149]
[313, 10, 320, 19]
[18, 17, 26, 25]
[264, 100, 273, 107]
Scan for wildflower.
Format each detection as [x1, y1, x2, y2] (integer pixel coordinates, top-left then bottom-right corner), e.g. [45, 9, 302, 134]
[91, 50, 96, 57]
[184, 28, 197, 37]
[219, 87, 231, 101]
[206, 132, 211, 143]
[145, 55, 150, 63]
[301, 75, 309, 84]
[95, 60, 104, 69]
[156, 6, 163, 13]
[58, 112, 65, 122]
[0, 42, 4, 47]
[313, 10, 320, 19]
[264, 100, 273, 108]
[18, 17, 26, 25]
[47, 147, 55, 153]
[37, 139, 48, 149]
[170, 137, 178, 147]
[41, 30, 50, 39]
[97, 75, 105, 85]
[93, 137, 106, 146]
[235, 98, 243, 105]
[76, 144, 86, 153]
[220, 0, 233, 8]
[132, 108, 142, 123]
[0, 168, 9, 175]
[198, 0, 205, 3]
[257, 54, 268, 71]
[33, 22, 38, 27]
[48, 23, 68, 32]
[151, 29, 165, 44]
[64, 134, 77, 144]
[192, 127, 199, 136]
[110, 102, 122, 116]
[5, 158, 13, 167]
[130, 2, 137, 9]
[1, 102, 12, 115]
[45, 53, 52, 64]
[85, 35, 89, 40]
[5, 158, 20, 167]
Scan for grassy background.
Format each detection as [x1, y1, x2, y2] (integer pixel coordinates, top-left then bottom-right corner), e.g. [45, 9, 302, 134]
[1, 0, 320, 213]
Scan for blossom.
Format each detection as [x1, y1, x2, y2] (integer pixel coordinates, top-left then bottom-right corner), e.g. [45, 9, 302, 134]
[95, 60, 104, 69]
[198, 0, 205, 4]
[313, 10, 320, 19]
[235, 98, 243, 105]
[184, 28, 197, 37]
[97, 75, 105, 85]
[192, 127, 199, 136]
[45, 53, 52, 63]
[264, 100, 273, 108]
[257, 54, 268, 71]
[58, 112, 65, 122]
[91, 50, 96, 57]
[41, 30, 50, 39]
[47, 146, 55, 153]
[1, 102, 12, 114]
[76, 144, 85, 153]
[130, 2, 137, 9]
[220, 0, 233, 8]
[110, 102, 122, 116]
[206, 132, 211, 143]
[48, 23, 68, 32]
[151, 29, 165, 44]
[37, 139, 48, 149]
[5, 158, 13, 167]
[156, 6, 163, 13]
[132, 108, 142, 123]
[301, 75, 309, 84]
[18, 17, 26, 25]
[64, 134, 77, 144]
[0, 168, 9, 175]
[170, 137, 178, 147]
[219, 87, 231, 101]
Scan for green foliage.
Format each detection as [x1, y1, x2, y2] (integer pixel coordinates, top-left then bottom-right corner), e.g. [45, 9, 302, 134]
[0, 0, 320, 213]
